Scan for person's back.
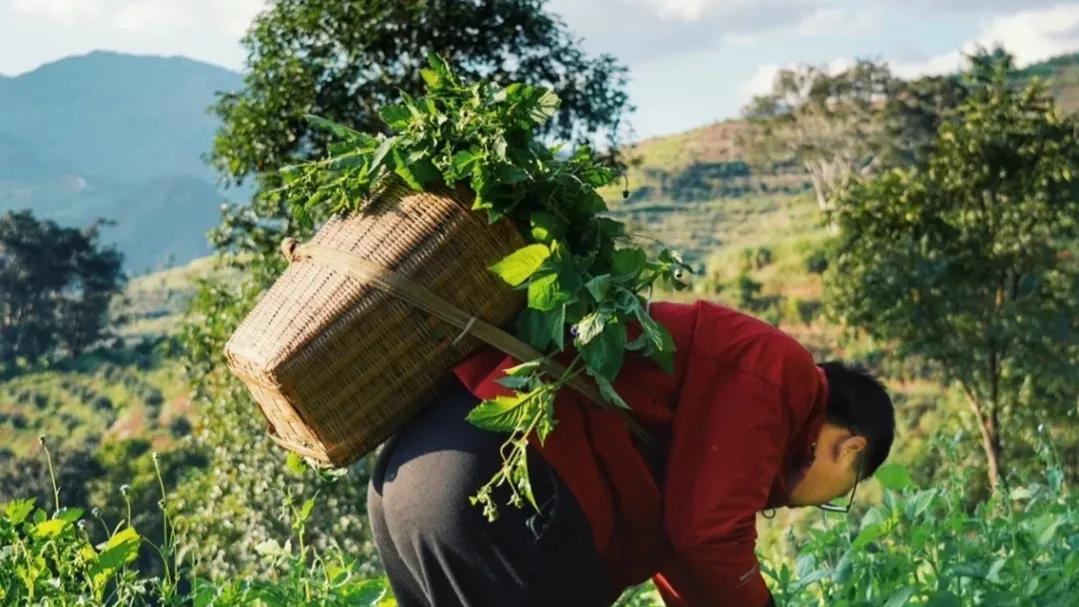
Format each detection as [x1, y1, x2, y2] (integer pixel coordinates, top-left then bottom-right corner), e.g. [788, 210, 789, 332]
[368, 300, 896, 606]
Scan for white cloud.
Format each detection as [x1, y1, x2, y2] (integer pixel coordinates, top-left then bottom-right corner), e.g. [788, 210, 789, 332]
[11, 0, 263, 35]
[109, 1, 198, 32]
[11, 0, 105, 25]
[893, 3, 1079, 78]
[976, 3, 1079, 65]
[728, 7, 874, 45]
[628, 0, 766, 22]
[738, 63, 781, 103]
[736, 57, 855, 106]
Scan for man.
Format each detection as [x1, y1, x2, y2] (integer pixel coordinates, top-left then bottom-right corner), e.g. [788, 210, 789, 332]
[367, 300, 895, 606]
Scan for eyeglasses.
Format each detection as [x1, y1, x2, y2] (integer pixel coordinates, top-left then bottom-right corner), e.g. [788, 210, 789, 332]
[818, 457, 862, 514]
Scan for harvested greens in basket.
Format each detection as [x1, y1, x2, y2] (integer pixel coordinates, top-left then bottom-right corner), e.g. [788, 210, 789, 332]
[272, 53, 691, 520]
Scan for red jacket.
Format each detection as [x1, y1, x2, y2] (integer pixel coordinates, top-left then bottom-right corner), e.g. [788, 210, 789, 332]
[452, 300, 829, 606]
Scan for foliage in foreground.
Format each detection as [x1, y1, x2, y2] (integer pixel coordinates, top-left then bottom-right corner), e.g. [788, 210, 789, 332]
[765, 434, 1078, 606]
[3, 432, 1075, 605]
[0, 440, 394, 606]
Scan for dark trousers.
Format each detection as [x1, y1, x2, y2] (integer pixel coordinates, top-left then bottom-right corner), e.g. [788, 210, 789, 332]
[367, 375, 617, 607]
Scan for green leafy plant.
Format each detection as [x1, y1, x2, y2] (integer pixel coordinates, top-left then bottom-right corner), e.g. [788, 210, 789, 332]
[0, 437, 148, 605]
[274, 54, 691, 519]
[763, 432, 1078, 606]
[0, 439, 396, 606]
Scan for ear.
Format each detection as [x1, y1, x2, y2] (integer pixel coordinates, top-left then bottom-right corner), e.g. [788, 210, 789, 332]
[840, 434, 867, 463]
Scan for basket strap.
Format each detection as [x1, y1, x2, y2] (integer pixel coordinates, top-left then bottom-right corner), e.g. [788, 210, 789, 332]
[280, 237, 652, 444]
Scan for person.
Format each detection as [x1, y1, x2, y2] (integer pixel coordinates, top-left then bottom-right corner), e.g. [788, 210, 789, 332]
[367, 300, 895, 606]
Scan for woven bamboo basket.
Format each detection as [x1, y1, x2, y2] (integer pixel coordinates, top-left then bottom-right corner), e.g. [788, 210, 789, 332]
[223, 179, 530, 466]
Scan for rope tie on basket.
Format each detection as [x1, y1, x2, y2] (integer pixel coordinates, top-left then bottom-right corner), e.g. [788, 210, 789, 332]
[276, 237, 653, 445]
[280, 237, 301, 262]
[451, 315, 479, 347]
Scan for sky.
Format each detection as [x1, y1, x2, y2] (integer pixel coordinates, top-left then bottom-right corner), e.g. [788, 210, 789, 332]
[2, 0, 1079, 140]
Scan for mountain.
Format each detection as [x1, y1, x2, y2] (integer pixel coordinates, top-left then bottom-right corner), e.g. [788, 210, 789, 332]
[0, 51, 243, 273]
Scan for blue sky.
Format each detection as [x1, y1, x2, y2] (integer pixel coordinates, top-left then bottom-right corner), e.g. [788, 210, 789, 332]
[3, 0, 1079, 139]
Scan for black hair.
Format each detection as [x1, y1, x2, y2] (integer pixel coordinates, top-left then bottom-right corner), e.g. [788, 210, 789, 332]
[819, 360, 895, 479]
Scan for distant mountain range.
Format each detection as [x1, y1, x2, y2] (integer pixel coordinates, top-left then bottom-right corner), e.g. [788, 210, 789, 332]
[3, 49, 1079, 275]
[0, 51, 243, 274]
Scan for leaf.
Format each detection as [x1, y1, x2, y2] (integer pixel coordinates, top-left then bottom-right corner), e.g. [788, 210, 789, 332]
[584, 275, 612, 302]
[55, 507, 84, 524]
[495, 375, 531, 390]
[420, 68, 441, 88]
[32, 518, 69, 539]
[516, 308, 552, 351]
[305, 115, 362, 140]
[285, 452, 306, 476]
[504, 360, 542, 376]
[466, 394, 535, 433]
[650, 345, 675, 375]
[489, 244, 550, 286]
[379, 104, 411, 130]
[905, 488, 937, 519]
[452, 150, 478, 176]
[299, 497, 316, 523]
[851, 523, 887, 549]
[370, 136, 395, 169]
[548, 303, 567, 351]
[391, 147, 423, 190]
[883, 586, 916, 607]
[592, 372, 630, 410]
[612, 248, 647, 278]
[575, 311, 608, 344]
[875, 463, 916, 491]
[529, 210, 565, 244]
[528, 89, 561, 124]
[5, 498, 35, 524]
[343, 578, 390, 606]
[579, 322, 626, 381]
[254, 539, 285, 558]
[986, 557, 1007, 583]
[527, 272, 572, 311]
[93, 527, 141, 573]
[926, 591, 961, 607]
[425, 53, 454, 82]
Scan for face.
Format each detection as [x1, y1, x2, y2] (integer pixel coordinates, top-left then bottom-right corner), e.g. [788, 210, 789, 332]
[787, 422, 867, 507]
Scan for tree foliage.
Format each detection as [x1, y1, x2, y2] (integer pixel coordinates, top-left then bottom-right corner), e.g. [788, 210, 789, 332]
[211, 0, 630, 193]
[742, 60, 898, 213]
[742, 57, 982, 216]
[824, 54, 1079, 489]
[178, 0, 631, 576]
[0, 210, 125, 371]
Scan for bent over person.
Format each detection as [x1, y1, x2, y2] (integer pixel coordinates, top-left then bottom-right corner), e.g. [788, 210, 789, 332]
[367, 300, 895, 606]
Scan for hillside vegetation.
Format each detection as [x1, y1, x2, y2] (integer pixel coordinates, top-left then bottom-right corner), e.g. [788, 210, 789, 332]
[2, 44, 1078, 606]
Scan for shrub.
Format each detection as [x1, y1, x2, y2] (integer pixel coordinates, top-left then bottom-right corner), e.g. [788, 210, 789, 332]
[764, 434, 1078, 606]
[0, 440, 394, 606]
[804, 248, 829, 274]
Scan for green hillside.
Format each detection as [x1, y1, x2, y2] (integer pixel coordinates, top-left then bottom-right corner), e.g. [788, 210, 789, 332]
[0, 251, 232, 466]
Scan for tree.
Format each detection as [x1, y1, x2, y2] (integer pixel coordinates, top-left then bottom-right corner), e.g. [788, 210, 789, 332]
[0, 211, 124, 369]
[211, 0, 629, 192]
[742, 60, 977, 218]
[742, 60, 897, 215]
[825, 56, 1079, 490]
[179, 0, 631, 576]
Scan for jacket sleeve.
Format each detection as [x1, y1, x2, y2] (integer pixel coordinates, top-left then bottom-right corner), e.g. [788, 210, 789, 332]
[659, 356, 791, 607]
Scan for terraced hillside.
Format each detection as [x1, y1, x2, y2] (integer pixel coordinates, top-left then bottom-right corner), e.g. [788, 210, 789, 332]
[0, 255, 229, 464]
